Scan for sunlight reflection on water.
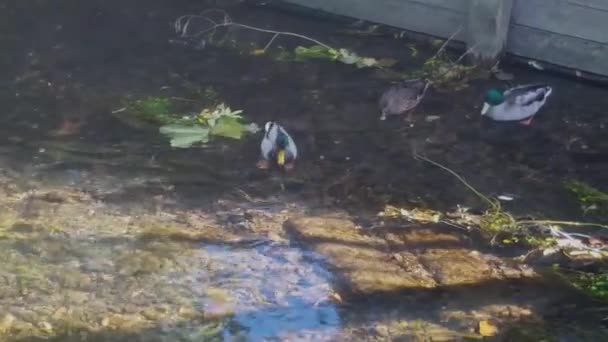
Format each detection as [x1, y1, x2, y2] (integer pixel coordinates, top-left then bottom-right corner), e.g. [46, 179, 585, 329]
[202, 243, 341, 341]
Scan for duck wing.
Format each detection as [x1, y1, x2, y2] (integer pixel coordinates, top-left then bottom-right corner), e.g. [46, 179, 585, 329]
[379, 86, 409, 115]
[488, 84, 552, 121]
[378, 87, 395, 109]
[278, 125, 298, 159]
[505, 84, 552, 107]
[260, 135, 274, 159]
[261, 122, 278, 159]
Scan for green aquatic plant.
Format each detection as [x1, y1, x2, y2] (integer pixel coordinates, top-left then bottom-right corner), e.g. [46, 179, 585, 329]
[125, 96, 175, 124]
[479, 207, 517, 233]
[413, 153, 608, 252]
[174, 10, 396, 70]
[292, 45, 383, 68]
[578, 272, 608, 299]
[412, 153, 517, 233]
[564, 180, 608, 216]
[119, 85, 223, 127]
[159, 125, 210, 148]
[159, 103, 258, 148]
[292, 44, 339, 62]
[401, 28, 483, 91]
[556, 267, 608, 300]
[118, 93, 258, 148]
[199, 86, 221, 106]
[500, 233, 556, 248]
[421, 56, 476, 89]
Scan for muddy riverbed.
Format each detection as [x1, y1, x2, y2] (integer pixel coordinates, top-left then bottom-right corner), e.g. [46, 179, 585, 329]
[1, 0, 608, 341]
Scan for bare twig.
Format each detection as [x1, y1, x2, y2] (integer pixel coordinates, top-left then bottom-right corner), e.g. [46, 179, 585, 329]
[412, 153, 607, 255]
[170, 97, 203, 104]
[518, 220, 608, 230]
[177, 15, 221, 41]
[234, 188, 256, 202]
[423, 30, 478, 87]
[538, 224, 606, 255]
[175, 13, 333, 51]
[455, 43, 478, 64]
[439, 219, 468, 231]
[431, 27, 462, 60]
[413, 152, 496, 208]
[263, 32, 280, 51]
[199, 8, 232, 23]
[490, 233, 499, 246]
[420, 80, 432, 98]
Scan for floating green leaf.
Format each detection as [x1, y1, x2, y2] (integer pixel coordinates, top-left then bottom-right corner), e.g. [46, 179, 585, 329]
[293, 45, 339, 61]
[210, 116, 247, 139]
[408, 45, 419, 58]
[159, 124, 209, 148]
[197, 103, 243, 127]
[336, 48, 360, 65]
[159, 103, 254, 148]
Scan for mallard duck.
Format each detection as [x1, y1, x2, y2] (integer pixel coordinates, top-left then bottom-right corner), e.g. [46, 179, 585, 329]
[257, 121, 298, 171]
[379, 78, 430, 120]
[481, 84, 552, 125]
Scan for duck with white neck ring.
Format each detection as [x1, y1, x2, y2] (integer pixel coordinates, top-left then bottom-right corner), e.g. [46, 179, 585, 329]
[257, 121, 298, 171]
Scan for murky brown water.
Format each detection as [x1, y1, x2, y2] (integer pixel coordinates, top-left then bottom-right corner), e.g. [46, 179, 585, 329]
[1, 0, 608, 341]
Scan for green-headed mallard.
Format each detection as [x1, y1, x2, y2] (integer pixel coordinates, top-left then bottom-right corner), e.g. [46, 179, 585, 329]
[379, 78, 430, 120]
[481, 84, 553, 125]
[257, 121, 298, 171]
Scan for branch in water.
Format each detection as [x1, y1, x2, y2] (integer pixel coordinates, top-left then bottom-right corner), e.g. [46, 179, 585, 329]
[175, 10, 333, 51]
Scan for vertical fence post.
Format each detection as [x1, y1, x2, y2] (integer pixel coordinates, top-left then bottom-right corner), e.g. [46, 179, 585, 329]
[466, 0, 514, 66]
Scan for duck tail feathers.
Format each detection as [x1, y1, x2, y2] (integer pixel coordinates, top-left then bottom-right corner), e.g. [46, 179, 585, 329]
[535, 85, 552, 104]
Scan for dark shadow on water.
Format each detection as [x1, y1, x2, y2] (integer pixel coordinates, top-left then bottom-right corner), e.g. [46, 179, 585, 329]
[8, 277, 607, 341]
[2, 214, 607, 341]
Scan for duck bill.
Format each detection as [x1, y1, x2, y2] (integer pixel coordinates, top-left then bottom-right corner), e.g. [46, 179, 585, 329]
[481, 103, 490, 115]
[276, 149, 286, 166]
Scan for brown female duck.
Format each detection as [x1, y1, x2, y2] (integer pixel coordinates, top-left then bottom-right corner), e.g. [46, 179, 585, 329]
[378, 78, 430, 120]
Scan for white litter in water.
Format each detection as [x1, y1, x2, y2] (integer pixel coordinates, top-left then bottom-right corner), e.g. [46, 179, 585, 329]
[528, 61, 544, 70]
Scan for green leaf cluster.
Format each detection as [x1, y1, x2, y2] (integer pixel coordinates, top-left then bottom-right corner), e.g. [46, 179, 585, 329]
[159, 125, 210, 148]
[565, 180, 608, 216]
[291, 45, 388, 68]
[126, 96, 175, 125]
[565, 270, 608, 300]
[158, 103, 256, 148]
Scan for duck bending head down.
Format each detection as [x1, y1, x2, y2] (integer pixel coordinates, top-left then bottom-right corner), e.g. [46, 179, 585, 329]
[257, 121, 298, 171]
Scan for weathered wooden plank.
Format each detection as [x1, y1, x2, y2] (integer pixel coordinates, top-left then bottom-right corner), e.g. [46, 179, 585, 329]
[407, 0, 467, 13]
[507, 24, 608, 76]
[569, 0, 608, 12]
[279, 0, 608, 78]
[512, 0, 608, 43]
[466, 0, 514, 65]
[282, 0, 466, 40]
